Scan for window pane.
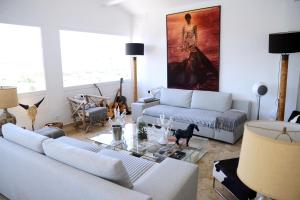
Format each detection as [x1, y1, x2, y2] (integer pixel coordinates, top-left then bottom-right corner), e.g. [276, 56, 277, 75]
[0, 23, 46, 93]
[60, 30, 130, 87]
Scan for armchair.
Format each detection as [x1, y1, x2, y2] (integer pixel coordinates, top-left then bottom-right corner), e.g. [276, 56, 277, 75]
[67, 94, 109, 132]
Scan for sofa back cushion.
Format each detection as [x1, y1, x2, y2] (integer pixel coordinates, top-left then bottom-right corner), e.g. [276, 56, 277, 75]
[191, 91, 232, 112]
[160, 88, 193, 108]
[2, 123, 48, 154]
[42, 139, 133, 188]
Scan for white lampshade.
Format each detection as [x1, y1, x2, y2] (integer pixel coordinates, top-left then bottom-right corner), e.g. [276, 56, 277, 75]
[0, 86, 18, 109]
[237, 120, 300, 200]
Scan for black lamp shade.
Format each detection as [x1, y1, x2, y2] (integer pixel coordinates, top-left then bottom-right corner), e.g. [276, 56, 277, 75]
[126, 43, 144, 55]
[269, 32, 300, 54]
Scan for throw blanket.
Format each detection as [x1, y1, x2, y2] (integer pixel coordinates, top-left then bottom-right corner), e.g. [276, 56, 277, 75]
[85, 107, 107, 124]
[216, 110, 247, 132]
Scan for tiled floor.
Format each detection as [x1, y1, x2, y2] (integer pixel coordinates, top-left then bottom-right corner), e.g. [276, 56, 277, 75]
[0, 117, 241, 200]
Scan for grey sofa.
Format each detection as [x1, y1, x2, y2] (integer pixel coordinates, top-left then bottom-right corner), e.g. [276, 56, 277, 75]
[0, 123, 198, 200]
[132, 88, 251, 144]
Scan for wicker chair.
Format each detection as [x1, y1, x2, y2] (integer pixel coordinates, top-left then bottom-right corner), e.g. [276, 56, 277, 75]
[67, 94, 109, 133]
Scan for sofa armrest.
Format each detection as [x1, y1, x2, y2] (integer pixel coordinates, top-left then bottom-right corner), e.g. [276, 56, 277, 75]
[216, 109, 247, 132]
[131, 100, 160, 122]
[133, 158, 198, 200]
[231, 100, 251, 120]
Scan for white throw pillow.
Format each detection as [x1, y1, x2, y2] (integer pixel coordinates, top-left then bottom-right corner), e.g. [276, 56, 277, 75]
[160, 88, 193, 108]
[42, 139, 133, 188]
[2, 123, 48, 153]
[191, 91, 232, 112]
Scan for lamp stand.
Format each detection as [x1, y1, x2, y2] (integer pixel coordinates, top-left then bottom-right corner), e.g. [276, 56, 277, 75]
[257, 95, 261, 120]
[277, 54, 289, 121]
[132, 57, 138, 102]
[0, 108, 17, 126]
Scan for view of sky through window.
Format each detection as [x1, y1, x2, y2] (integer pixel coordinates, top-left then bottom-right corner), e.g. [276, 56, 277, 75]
[0, 23, 46, 93]
[60, 30, 130, 87]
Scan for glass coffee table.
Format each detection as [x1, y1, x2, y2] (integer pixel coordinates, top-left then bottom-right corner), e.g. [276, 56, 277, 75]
[90, 123, 208, 163]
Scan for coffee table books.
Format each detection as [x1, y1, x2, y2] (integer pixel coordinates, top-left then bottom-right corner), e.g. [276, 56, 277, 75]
[90, 123, 208, 163]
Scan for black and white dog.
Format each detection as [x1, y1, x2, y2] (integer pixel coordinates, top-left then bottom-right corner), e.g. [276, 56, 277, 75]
[174, 124, 199, 146]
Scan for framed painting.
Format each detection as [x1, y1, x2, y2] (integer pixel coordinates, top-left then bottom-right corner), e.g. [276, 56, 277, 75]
[167, 6, 221, 91]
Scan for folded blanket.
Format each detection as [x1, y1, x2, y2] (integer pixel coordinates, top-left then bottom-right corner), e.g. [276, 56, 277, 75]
[216, 110, 247, 132]
[85, 107, 107, 124]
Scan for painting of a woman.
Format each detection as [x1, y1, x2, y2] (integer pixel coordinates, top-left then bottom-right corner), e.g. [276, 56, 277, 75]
[167, 6, 221, 91]
[182, 13, 197, 53]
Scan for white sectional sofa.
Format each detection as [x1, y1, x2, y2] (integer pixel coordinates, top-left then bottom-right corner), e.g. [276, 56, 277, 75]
[0, 123, 198, 200]
[132, 88, 251, 144]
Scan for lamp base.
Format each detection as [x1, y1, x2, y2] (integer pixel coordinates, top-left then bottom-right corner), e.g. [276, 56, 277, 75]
[0, 108, 16, 125]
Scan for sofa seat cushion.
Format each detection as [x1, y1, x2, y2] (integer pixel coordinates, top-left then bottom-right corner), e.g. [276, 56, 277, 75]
[98, 149, 155, 183]
[191, 91, 232, 112]
[175, 109, 222, 128]
[2, 123, 48, 154]
[143, 105, 187, 119]
[55, 136, 103, 152]
[160, 88, 193, 108]
[42, 139, 133, 188]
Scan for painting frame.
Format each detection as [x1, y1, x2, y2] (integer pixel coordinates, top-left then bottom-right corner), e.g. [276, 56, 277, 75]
[166, 6, 221, 91]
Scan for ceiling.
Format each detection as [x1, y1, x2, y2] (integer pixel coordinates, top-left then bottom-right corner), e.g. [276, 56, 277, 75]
[102, 0, 205, 15]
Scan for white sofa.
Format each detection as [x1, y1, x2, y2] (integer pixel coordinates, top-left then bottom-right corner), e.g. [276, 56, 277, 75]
[132, 88, 251, 144]
[0, 123, 198, 200]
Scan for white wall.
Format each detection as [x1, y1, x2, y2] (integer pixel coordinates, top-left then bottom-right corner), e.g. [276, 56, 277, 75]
[0, 0, 133, 129]
[286, 1, 300, 110]
[133, 0, 300, 120]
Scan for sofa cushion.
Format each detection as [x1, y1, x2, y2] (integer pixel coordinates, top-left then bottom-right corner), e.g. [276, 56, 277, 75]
[143, 105, 187, 119]
[160, 88, 193, 108]
[2, 123, 48, 154]
[55, 136, 103, 152]
[175, 109, 222, 128]
[191, 91, 232, 112]
[42, 139, 133, 188]
[98, 149, 155, 183]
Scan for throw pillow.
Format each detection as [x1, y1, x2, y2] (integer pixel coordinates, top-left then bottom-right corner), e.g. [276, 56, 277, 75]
[42, 139, 133, 188]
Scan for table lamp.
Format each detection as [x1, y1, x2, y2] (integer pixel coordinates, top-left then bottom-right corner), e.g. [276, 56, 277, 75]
[237, 120, 300, 200]
[125, 43, 144, 102]
[269, 31, 300, 121]
[0, 86, 18, 126]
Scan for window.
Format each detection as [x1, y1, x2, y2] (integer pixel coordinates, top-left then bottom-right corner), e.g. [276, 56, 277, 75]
[60, 30, 130, 87]
[0, 23, 46, 93]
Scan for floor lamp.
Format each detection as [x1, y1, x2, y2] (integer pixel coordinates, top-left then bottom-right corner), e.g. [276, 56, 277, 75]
[269, 32, 300, 121]
[252, 82, 268, 120]
[126, 43, 144, 102]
